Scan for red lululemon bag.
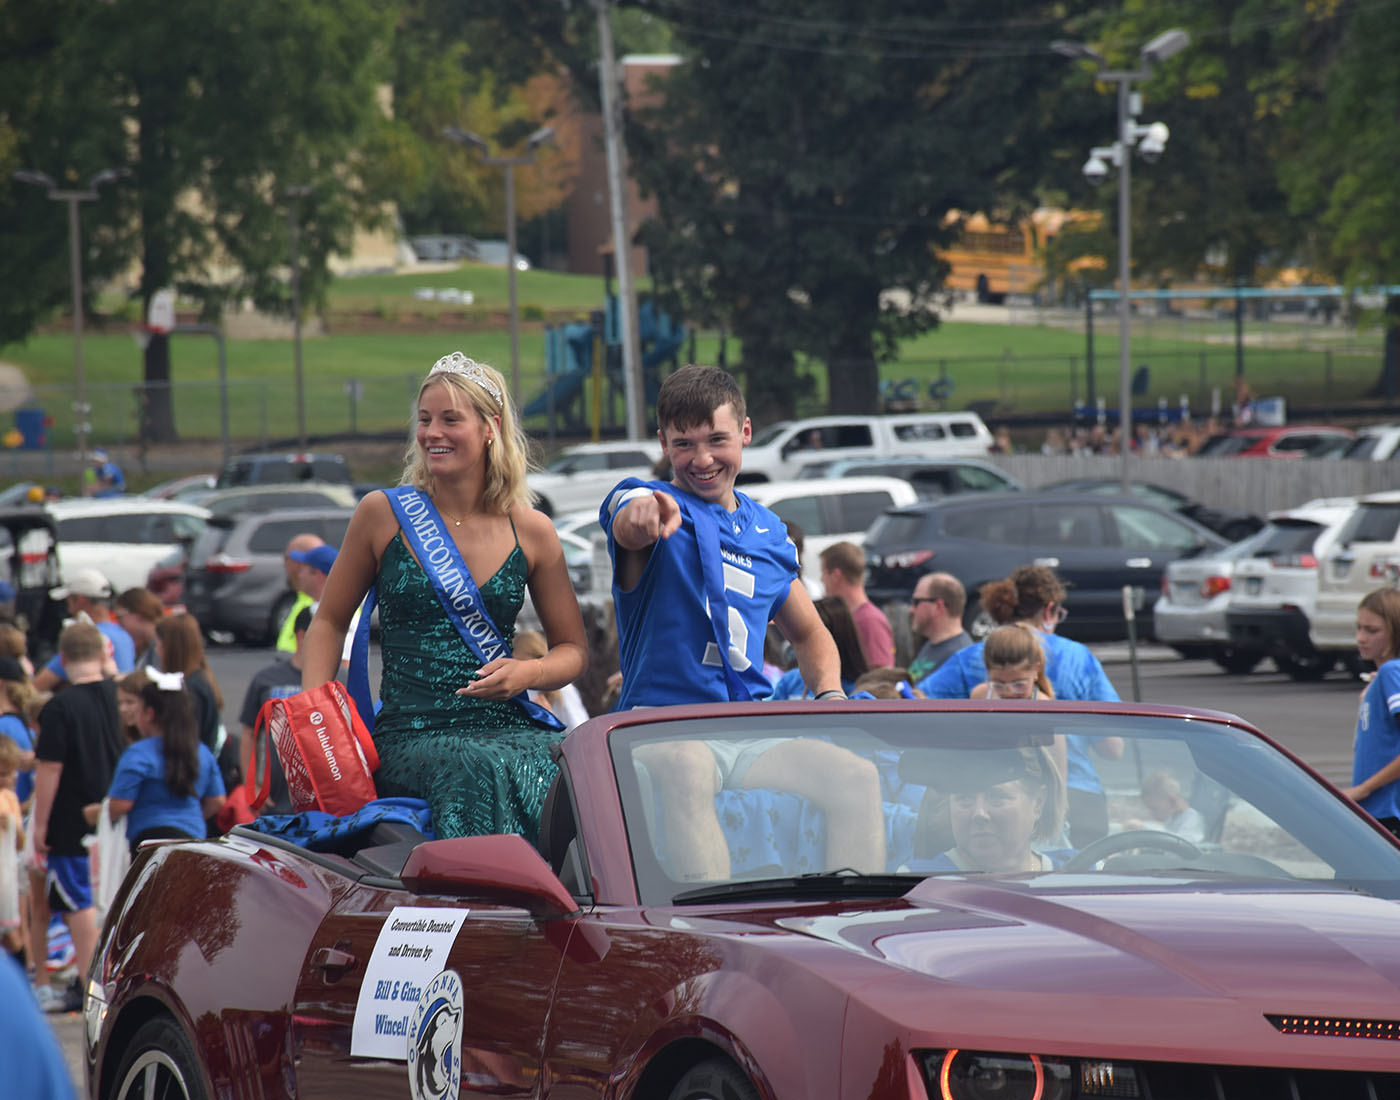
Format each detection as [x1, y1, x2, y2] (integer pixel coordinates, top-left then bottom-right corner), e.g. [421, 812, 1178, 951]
[251, 681, 379, 816]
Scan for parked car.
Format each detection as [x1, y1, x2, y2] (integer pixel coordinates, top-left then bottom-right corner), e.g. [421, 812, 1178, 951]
[1196, 425, 1354, 458]
[89, 701, 1400, 1100]
[142, 472, 217, 500]
[189, 482, 359, 518]
[215, 451, 352, 488]
[741, 412, 994, 481]
[744, 476, 919, 586]
[1310, 489, 1400, 665]
[0, 507, 63, 662]
[527, 441, 662, 518]
[45, 498, 209, 595]
[864, 490, 1227, 642]
[469, 238, 533, 270]
[181, 507, 353, 643]
[1038, 478, 1263, 542]
[1226, 497, 1360, 680]
[1152, 527, 1274, 672]
[1341, 423, 1400, 461]
[796, 456, 1022, 497]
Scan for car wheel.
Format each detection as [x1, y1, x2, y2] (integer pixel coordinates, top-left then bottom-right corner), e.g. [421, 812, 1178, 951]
[111, 1016, 208, 1100]
[1213, 648, 1263, 674]
[962, 597, 996, 641]
[667, 1059, 760, 1100]
[1275, 651, 1336, 681]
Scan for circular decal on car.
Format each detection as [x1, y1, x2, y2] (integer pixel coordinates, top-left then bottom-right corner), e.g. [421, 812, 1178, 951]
[406, 968, 463, 1100]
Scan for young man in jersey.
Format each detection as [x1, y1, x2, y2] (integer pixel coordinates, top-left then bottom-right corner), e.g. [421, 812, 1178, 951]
[601, 364, 884, 882]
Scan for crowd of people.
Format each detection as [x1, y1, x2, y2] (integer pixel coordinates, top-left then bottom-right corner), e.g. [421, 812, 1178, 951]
[7, 351, 1400, 1076]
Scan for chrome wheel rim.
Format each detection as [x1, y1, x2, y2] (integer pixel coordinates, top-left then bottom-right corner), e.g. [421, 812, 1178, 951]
[116, 1049, 193, 1100]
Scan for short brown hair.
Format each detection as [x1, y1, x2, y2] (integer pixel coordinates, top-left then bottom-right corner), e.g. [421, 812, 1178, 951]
[116, 587, 165, 623]
[819, 541, 865, 584]
[916, 572, 967, 620]
[655, 364, 746, 435]
[58, 620, 104, 664]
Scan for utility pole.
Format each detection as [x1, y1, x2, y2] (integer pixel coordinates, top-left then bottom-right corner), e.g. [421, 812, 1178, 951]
[593, 0, 646, 440]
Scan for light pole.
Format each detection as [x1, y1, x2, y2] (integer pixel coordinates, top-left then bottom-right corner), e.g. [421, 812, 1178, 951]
[12, 167, 126, 461]
[283, 184, 312, 450]
[1053, 29, 1189, 491]
[442, 125, 554, 409]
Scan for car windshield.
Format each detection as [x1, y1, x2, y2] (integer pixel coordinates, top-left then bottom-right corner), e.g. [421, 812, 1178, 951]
[749, 422, 794, 448]
[607, 711, 1400, 907]
[1197, 434, 1260, 457]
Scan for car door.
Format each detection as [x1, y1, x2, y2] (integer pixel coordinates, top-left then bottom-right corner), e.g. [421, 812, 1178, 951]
[289, 883, 568, 1098]
[1025, 502, 1125, 633]
[1103, 502, 1211, 629]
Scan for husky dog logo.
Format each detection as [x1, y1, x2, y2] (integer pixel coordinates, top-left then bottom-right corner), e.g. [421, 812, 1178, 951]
[406, 969, 464, 1100]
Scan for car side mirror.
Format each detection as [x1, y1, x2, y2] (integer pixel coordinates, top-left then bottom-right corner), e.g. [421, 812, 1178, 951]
[400, 833, 580, 919]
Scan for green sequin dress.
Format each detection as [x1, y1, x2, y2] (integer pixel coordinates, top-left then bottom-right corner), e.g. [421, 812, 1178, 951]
[370, 534, 559, 840]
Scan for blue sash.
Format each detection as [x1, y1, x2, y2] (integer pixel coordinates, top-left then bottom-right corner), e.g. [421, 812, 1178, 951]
[348, 488, 564, 732]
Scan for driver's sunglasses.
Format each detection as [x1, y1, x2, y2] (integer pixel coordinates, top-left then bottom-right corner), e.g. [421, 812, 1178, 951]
[911, 596, 942, 606]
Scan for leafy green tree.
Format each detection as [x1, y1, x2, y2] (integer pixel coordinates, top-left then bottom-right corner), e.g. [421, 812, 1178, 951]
[2, 0, 394, 442]
[626, 1, 1089, 421]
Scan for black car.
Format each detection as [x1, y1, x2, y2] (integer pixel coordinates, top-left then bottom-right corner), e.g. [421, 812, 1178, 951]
[1039, 479, 1262, 542]
[215, 451, 352, 488]
[864, 490, 1228, 642]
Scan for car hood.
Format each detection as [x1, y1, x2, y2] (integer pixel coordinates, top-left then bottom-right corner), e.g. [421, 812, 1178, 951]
[773, 877, 1400, 1014]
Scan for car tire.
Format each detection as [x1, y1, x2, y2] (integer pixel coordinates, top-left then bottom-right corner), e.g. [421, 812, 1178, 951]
[111, 1016, 209, 1100]
[1275, 651, 1336, 681]
[667, 1058, 760, 1100]
[962, 597, 996, 641]
[1213, 648, 1263, 675]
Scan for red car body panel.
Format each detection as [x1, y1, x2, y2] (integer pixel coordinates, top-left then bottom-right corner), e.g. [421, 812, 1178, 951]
[87, 701, 1400, 1100]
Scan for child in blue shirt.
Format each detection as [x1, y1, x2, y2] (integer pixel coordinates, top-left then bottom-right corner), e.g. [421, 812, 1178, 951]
[107, 669, 225, 853]
[1348, 588, 1400, 834]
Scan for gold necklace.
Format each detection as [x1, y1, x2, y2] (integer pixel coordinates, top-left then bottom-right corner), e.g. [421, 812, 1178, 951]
[435, 499, 467, 527]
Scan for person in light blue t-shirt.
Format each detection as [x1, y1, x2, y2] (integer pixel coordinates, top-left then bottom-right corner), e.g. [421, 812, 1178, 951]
[107, 668, 225, 853]
[917, 565, 1123, 846]
[1347, 588, 1400, 835]
[602, 365, 883, 883]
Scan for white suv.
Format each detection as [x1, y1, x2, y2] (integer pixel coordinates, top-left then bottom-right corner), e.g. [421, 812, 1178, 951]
[1225, 497, 1358, 680]
[528, 441, 662, 518]
[47, 498, 211, 594]
[1311, 490, 1400, 664]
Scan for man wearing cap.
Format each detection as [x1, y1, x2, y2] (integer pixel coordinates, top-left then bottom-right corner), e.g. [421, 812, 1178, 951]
[83, 449, 125, 499]
[288, 544, 358, 666]
[34, 569, 135, 692]
[275, 534, 322, 654]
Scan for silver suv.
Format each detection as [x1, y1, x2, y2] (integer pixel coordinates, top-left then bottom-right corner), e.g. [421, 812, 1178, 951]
[1225, 497, 1358, 680]
[181, 507, 352, 643]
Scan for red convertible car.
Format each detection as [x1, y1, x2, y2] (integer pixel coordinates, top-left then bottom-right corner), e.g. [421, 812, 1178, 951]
[87, 701, 1400, 1100]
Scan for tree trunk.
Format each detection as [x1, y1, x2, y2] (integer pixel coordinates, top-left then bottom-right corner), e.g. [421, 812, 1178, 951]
[1366, 293, 1400, 404]
[141, 333, 179, 443]
[734, 317, 798, 425]
[823, 289, 881, 415]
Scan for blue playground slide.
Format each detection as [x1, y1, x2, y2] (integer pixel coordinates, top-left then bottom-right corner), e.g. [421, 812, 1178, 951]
[523, 366, 591, 419]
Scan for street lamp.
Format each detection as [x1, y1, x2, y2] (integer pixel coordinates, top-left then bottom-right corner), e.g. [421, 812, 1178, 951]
[1053, 29, 1189, 491]
[282, 184, 312, 450]
[442, 125, 555, 408]
[12, 167, 127, 461]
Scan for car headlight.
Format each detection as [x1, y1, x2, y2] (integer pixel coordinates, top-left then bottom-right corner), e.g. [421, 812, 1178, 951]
[919, 1050, 1141, 1100]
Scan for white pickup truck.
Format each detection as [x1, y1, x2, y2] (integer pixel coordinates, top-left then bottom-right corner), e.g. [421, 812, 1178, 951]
[741, 412, 993, 482]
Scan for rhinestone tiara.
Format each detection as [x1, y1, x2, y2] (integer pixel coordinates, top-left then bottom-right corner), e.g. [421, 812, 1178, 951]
[427, 351, 504, 407]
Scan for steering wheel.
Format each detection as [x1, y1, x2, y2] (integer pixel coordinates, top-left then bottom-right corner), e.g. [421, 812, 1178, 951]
[1059, 829, 1202, 873]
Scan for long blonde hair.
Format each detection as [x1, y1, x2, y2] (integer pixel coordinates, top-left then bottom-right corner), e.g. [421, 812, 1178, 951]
[399, 356, 534, 513]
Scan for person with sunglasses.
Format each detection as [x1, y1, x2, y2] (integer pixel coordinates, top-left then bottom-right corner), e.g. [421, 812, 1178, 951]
[915, 564, 1123, 845]
[906, 572, 972, 682]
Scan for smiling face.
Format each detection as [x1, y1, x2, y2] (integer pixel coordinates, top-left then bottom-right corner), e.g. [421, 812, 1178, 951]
[660, 402, 751, 510]
[1357, 607, 1394, 665]
[949, 778, 1046, 872]
[417, 381, 498, 481]
[116, 688, 142, 732]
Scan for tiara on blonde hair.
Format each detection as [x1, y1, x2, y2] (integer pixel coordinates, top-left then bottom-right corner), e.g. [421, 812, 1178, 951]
[427, 352, 503, 407]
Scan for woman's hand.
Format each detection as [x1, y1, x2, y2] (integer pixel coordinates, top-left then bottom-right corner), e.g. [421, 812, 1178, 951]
[455, 657, 544, 701]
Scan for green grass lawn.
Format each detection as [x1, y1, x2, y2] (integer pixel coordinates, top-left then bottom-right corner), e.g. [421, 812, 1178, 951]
[4, 265, 1391, 452]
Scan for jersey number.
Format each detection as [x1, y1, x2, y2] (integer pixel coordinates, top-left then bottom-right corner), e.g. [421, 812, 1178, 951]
[702, 562, 755, 672]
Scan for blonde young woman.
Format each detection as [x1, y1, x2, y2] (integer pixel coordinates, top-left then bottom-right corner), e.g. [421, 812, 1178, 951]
[302, 353, 587, 839]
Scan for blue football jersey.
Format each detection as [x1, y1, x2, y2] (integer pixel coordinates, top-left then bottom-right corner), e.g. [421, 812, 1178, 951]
[1354, 659, 1400, 821]
[601, 478, 799, 709]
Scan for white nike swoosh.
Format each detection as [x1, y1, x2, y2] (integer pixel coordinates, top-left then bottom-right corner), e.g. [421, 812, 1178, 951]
[756, 526, 769, 532]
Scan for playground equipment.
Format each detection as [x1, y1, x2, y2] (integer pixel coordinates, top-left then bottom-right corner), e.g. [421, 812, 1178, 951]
[530, 294, 688, 436]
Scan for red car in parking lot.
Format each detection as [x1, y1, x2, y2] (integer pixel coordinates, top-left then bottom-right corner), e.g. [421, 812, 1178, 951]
[87, 700, 1400, 1100]
[1197, 425, 1353, 458]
